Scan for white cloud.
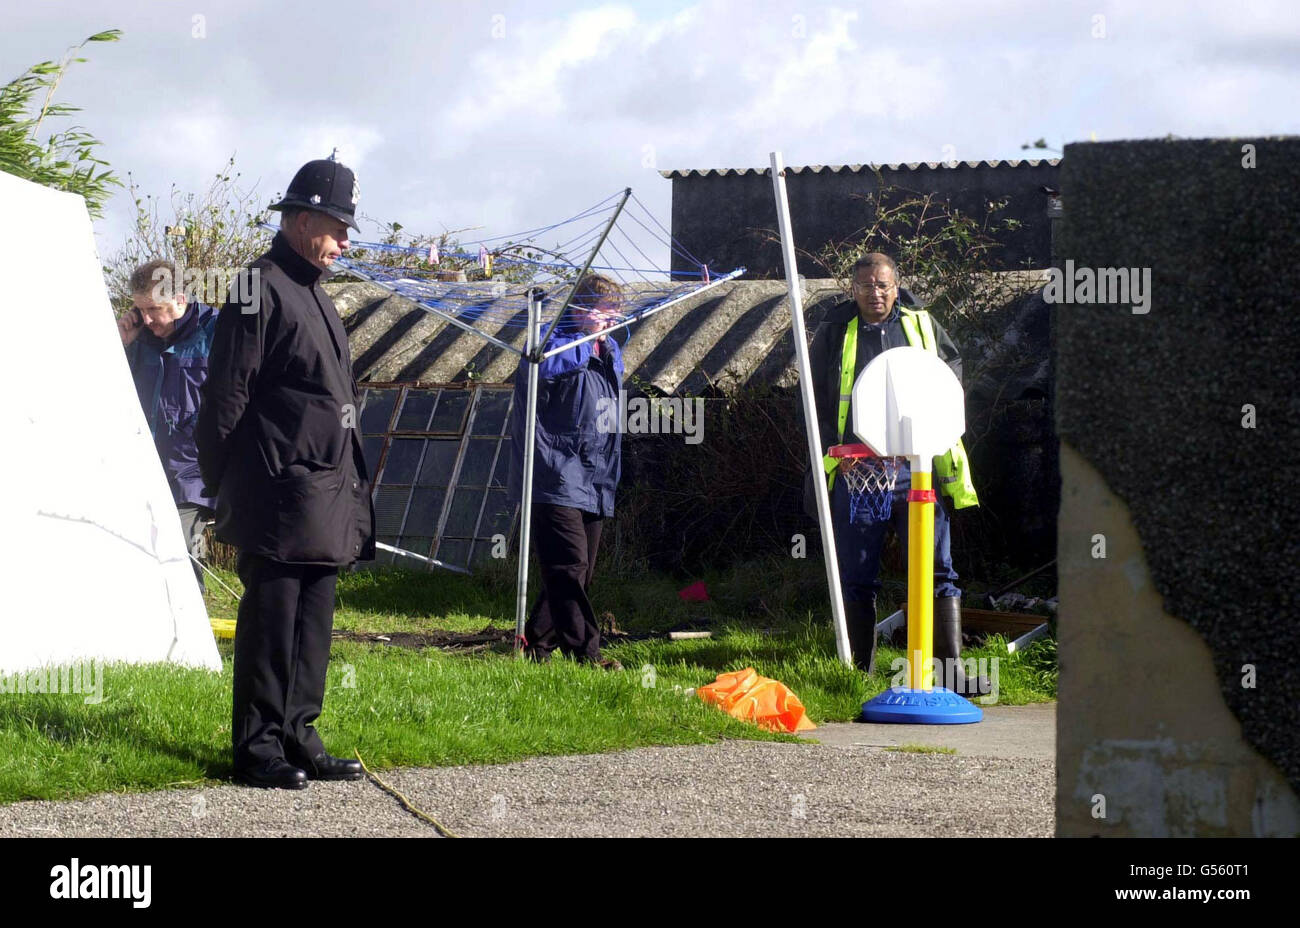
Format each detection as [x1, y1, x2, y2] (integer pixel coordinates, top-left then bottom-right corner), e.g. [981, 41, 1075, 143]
[446, 5, 640, 130]
[276, 127, 385, 175]
[170, 109, 233, 154]
[4, 0, 1296, 263]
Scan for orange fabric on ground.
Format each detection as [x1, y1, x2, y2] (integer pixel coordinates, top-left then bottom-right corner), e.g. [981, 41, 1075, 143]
[696, 667, 816, 733]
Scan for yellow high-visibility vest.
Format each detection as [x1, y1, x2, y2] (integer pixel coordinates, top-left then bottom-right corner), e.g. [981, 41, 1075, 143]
[821, 309, 979, 508]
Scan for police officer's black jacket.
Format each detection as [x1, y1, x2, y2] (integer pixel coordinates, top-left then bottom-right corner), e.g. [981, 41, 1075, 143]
[801, 289, 962, 517]
[196, 232, 376, 565]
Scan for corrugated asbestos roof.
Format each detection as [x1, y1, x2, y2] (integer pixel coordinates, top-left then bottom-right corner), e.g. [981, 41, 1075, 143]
[329, 278, 844, 395]
[659, 159, 1061, 178]
[328, 271, 1050, 395]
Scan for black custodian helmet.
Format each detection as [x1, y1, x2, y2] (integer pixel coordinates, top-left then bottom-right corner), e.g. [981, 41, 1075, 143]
[269, 156, 361, 232]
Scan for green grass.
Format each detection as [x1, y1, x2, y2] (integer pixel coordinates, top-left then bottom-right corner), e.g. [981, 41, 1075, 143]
[2, 556, 1056, 804]
[0, 645, 792, 803]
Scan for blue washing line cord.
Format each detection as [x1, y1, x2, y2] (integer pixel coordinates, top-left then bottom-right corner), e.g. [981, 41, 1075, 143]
[332, 190, 715, 277]
[264, 188, 743, 332]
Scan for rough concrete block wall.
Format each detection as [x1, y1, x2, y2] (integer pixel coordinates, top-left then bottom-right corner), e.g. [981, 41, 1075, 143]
[1055, 137, 1300, 836]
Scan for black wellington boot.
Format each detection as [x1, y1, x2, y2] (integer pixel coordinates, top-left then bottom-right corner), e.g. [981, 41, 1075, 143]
[934, 595, 990, 698]
[844, 598, 879, 675]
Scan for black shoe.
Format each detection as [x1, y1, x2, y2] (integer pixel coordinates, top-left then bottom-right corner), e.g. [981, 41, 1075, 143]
[299, 752, 364, 781]
[234, 758, 308, 790]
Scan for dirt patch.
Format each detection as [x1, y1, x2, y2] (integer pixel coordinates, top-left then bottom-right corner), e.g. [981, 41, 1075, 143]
[332, 613, 714, 653]
[333, 626, 515, 653]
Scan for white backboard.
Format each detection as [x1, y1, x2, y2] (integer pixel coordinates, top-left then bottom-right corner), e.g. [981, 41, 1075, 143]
[850, 346, 965, 463]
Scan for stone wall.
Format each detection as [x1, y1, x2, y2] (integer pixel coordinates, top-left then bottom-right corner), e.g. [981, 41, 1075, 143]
[1055, 137, 1300, 836]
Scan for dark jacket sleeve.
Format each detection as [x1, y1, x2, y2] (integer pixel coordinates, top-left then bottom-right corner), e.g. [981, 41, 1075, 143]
[802, 317, 836, 519]
[196, 270, 269, 495]
[122, 339, 147, 412]
[806, 314, 842, 455]
[931, 316, 963, 386]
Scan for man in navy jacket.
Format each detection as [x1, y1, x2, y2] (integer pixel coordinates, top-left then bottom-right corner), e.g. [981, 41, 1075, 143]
[118, 258, 216, 589]
[510, 275, 624, 668]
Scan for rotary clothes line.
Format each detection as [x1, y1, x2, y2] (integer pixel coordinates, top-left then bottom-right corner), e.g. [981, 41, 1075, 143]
[323, 190, 744, 646]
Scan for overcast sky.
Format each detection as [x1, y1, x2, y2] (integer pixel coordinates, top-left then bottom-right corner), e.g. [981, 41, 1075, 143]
[7, 0, 1299, 270]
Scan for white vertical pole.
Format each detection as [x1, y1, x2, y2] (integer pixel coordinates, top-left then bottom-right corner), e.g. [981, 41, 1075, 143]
[515, 292, 542, 650]
[769, 151, 852, 666]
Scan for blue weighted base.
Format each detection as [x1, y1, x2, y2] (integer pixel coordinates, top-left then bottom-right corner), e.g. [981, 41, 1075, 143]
[860, 686, 983, 724]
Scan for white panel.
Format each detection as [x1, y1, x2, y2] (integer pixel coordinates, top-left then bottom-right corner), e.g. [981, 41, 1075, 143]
[850, 346, 965, 462]
[0, 169, 221, 675]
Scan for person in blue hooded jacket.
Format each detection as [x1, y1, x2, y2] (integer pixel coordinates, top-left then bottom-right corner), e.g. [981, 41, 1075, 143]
[117, 258, 216, 589]
[509, 274, 625, 668]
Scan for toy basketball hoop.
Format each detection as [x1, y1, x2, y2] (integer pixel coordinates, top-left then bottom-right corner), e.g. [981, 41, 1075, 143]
[829, 443, 904, 525]
[847, 346, 983, 723]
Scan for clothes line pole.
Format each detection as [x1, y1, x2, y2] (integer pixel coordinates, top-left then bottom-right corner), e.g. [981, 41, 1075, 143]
[515, 192, 629, 650]
[769, 151, 852, 667]
[514, 289, 542, 651]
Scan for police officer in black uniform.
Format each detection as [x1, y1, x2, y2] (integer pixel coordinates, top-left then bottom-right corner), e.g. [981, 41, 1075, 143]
[198, 156, 376, 789]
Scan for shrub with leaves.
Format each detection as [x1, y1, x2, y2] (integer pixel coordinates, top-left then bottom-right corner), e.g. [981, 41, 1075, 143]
[0, 30, 122, 217]
[103, 153, 273, 312]
[801, 169, 1039, 361]
[609, 382, 808, 573]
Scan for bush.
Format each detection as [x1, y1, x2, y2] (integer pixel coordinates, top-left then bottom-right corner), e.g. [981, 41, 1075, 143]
[605, 383, 808, 573]
[0, 30, 122, 217]
[102, 153, 273, 313]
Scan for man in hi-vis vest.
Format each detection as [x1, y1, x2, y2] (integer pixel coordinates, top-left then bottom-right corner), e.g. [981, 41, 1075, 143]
[805, 253, 987, 696]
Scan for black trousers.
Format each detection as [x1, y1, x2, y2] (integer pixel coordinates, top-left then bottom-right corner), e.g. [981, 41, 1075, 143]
[232, 552, 338, 770]
[176, 503, 213, 591]
[525, 504, 603, 662]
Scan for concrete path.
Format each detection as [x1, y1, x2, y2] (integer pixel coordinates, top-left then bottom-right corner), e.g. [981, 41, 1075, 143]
[0, 704, 1055, 838]
[802, 703, 1056, 760]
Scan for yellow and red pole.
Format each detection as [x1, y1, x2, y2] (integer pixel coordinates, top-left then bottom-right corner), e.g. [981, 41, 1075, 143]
[906, 468, 936, 691]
